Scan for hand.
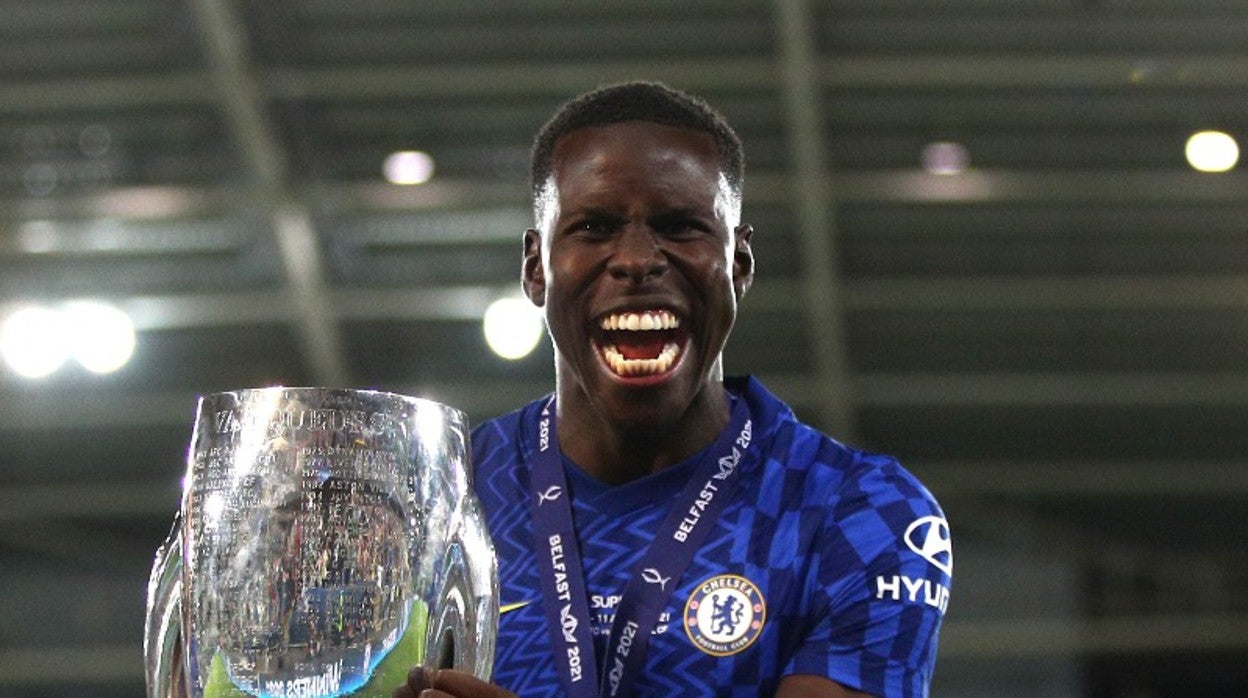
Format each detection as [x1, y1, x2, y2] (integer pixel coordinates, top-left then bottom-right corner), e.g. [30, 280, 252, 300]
[393, 667, 518, 698]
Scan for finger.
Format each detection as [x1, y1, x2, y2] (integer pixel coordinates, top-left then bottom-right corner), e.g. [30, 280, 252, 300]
[404, 664, 439, 694]
[430, 669, 518, 698]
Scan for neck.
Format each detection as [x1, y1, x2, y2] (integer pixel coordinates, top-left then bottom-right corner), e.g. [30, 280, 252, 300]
[554, 383, 731, 486]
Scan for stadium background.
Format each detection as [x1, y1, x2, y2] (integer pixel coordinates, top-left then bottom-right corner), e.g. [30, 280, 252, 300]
[0, 1, 1245, 695]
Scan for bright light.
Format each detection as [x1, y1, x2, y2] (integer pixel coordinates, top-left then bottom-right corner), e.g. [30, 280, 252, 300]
[921, 142, 970, 175]
[0, 301, 137, 378]
[383, 150, 435, 185]
[63, 301, 136, 374]
[1185, 131, 1239, 173]
[96, 186, 199, 219]
[1, 306, 70, 378]
[483, 297, 544, 360]
[17, 220, 58, 253]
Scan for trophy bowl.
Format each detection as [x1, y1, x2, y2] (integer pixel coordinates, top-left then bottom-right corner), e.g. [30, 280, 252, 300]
[145, 388, 498, 698]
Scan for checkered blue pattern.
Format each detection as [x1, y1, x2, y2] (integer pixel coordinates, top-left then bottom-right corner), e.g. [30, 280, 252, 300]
[472, 377, 950, 697]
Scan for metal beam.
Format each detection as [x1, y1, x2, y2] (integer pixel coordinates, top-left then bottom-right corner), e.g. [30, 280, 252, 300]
[3, 51, 1247, 115]
[0, 389, 194, 429]
[266, 58, 777, 100]
[187, 0, 349, 387]
[0, 73, 210, 113]
[0, 481, 181, 522]
[909, 460, 1248, 498]
[825, 0, 1247, 11]
[775, 0, 857, 439]
[821, 55, 1248, 89]
[845, 276, 1248, 311]
[271, 205, 349, 387]
[186, 0, 284, 187]
[824, 169, 1248, 204]
[267, 55, 1248, 99]
[294, 0, 763, 17]
[110, 286, 518, 331]
[858, 371, 1248, 407]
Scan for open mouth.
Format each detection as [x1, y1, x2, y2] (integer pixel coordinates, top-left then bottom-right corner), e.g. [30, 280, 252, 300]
[595, 309, 686, 377]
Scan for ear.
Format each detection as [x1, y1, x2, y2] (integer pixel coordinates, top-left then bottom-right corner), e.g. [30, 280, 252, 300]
[522, 228, 546, 307]
[732, 224, 754, 300]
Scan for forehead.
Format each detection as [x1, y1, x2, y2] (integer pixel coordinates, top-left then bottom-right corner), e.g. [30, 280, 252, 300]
[547, 121, 722, 196]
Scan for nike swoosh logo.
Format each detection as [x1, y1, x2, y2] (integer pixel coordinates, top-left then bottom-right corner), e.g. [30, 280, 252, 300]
[500, 601, 531, 615]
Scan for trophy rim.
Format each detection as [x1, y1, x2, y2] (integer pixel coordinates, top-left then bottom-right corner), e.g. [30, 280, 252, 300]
[195, 386, 468, 423]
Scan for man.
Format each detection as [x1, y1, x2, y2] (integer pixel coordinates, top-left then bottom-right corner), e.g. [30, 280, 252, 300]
[396, 82, 952, 697]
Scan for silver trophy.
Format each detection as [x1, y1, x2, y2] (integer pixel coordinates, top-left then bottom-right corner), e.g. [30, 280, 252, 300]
[145, 388, 498, 698]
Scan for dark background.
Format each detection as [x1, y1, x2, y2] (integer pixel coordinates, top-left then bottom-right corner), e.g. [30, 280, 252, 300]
[1, 1, 1246, 695]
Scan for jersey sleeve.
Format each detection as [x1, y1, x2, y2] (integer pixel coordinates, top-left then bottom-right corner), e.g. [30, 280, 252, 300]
[784, 454, 952, 698]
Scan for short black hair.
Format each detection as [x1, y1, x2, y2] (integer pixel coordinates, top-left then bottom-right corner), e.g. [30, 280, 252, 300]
[530, 81, 745, 202]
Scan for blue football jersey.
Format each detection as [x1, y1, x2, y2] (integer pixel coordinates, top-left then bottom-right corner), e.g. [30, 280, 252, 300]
[472, 377, 951, 697]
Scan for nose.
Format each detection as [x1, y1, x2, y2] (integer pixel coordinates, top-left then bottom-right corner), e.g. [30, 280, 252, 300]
[607, 224, 667, 282]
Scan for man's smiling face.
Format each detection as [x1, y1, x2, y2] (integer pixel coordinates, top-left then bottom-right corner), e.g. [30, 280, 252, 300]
[524, 120, 753, 430]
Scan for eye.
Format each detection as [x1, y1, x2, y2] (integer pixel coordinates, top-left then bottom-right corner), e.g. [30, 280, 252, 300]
[653, 217, 708, 239]
[569, 218, 617, 238]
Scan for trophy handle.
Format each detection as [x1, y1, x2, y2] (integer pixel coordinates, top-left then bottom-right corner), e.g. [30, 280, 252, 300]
[427, 500, 499, 680]
[461, 498, 499, 680]
[145, 513, 188, 698]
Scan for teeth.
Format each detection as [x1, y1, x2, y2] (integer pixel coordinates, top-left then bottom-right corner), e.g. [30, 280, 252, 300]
[601, 342, 680, 377]
[599, 310, 680, 332]
[596, 311, 683, 377]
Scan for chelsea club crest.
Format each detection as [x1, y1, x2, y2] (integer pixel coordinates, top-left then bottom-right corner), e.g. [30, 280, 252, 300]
[683, 574, 766, 656]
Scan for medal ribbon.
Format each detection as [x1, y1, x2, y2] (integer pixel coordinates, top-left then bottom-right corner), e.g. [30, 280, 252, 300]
[529, 396, 752, 698]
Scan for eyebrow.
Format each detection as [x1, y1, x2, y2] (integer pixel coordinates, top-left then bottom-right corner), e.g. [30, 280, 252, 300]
[651, 205, 708, 219]
[562, 206, 622, 221]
